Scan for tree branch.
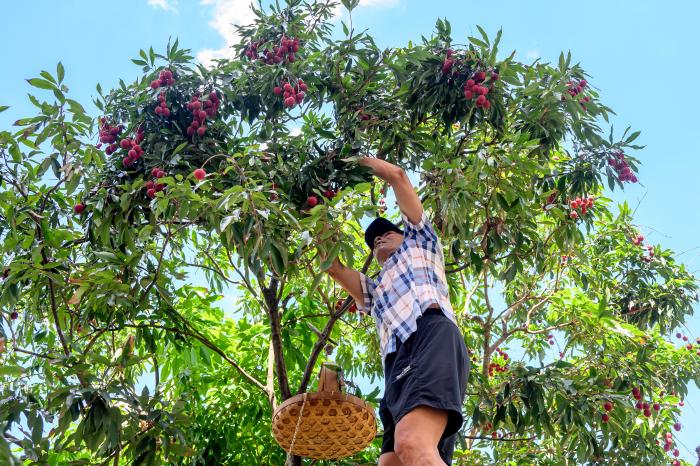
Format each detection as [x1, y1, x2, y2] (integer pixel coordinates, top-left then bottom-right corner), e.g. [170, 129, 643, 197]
[263, 276, 292, 400]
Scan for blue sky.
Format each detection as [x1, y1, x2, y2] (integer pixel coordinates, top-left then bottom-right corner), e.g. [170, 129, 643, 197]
[2, 0, 699, 461]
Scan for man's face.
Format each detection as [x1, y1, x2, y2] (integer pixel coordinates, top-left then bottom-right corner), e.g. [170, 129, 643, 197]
[373, 231, 403, 266]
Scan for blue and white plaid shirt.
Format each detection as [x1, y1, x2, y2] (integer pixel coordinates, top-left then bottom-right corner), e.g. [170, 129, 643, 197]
[357, 210, 457, 361]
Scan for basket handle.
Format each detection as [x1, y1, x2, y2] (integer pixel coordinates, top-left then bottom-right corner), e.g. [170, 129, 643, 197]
[317, 363, 344, 393]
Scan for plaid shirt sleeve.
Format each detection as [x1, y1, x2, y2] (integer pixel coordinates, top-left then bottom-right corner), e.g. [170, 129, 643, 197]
[357, 272, 377, 316]
[400, 209, 439, 244]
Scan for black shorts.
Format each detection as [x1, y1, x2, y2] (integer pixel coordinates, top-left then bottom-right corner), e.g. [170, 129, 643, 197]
[379, 307, 470, 464]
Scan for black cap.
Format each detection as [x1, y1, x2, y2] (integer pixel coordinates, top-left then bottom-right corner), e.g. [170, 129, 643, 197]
[365, 217, 404, 251]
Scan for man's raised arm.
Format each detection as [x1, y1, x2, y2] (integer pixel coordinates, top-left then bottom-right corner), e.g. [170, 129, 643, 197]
[358, 157, 424, 225]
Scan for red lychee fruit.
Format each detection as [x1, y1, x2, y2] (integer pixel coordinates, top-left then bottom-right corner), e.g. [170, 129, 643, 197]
[306, 196, 318, 207]
[193, 168, 206, 181]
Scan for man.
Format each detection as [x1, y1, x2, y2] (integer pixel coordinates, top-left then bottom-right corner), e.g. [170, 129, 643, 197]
[323, 156, 470, 466]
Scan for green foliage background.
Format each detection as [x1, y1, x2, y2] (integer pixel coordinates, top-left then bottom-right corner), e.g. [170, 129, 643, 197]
[0, 1, 698, 464]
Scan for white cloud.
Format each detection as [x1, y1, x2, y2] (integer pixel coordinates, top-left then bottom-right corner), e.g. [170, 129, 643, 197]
[147, 0, 178, 13]
[526, 50, 541, 60]
[196, 0, 258, 67]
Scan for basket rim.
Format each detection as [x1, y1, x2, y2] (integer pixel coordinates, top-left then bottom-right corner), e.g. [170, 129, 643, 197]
[272, 390, 376, 420]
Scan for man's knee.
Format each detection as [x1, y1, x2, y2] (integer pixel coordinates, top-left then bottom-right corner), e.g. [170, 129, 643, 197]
[378, 452, 403, 466]
[394, 429, 435, 464]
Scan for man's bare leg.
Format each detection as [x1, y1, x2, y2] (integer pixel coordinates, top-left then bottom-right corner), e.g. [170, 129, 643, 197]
[378, 452, 403, 466]
[393, 406, 448, 466]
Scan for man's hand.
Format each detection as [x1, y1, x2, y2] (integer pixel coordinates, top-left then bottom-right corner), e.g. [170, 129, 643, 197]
[358, 157, 403, 184]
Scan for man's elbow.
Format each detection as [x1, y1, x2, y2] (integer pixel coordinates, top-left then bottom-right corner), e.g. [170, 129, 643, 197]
[325, 257, 343, 276]
[387, 166, 407, 185]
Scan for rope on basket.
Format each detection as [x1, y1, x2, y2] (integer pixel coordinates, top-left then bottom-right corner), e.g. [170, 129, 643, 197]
[285, 392, 309, 466]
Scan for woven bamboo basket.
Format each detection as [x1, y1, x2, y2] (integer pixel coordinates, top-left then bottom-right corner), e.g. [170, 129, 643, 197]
[271, 364, 377, 460]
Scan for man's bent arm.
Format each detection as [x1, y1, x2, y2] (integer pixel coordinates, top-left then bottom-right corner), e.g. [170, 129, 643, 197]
[358, 157, 424, 226]
[326, 257, 365, 307]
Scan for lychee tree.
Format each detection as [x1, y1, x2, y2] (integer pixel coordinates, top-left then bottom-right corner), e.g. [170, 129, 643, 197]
[1, 0, 699, 465]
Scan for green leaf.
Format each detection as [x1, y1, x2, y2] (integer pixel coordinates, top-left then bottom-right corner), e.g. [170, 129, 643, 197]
[320, 243, 341, 271]
[468, 37, 488, 48]
[341, 0, 360, 11]
[26, 78, 56, 91]
[171, 141, 188, 157]
[476, 25, 490, 46]
[625, 131, 641, 144]
[0, 366, 25, 377]
[57, 62, 65, 83]
[220, 215, 236, 232]
[94, 251, 119, 262]
[0, 105, 9, 113]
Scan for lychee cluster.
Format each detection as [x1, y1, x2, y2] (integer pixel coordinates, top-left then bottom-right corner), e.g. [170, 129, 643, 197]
[185, 91, 220, 138]
[600, 400, 614, 423]
[245, 37, 300, 65]
[632, 233, 645, 245]
[662, 431, 680, 461]
[145, 167, 167, 198]
[568, 196, 595, 219]
[335, 298, 357, 314]
[119, 129, 146, 168]
[273, 80, 307, 108]
[154, 90, 171, 118]
[608, 151, 638, 183]
[462, 70, 496, 109]
[562, 79, 591, 110]
[150, 69, 175, 90]
[641, 244, 654, 263]
[675, 332, 700, 354]
[544, 191, 558, 208]
[627, 386, 666, 421]
[560, 254, 574, 266]
[98, 118, 124, 153]
[441, 50, 455, 74]
[487, 348, 510, 377]
[323, 188, 336, 199]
